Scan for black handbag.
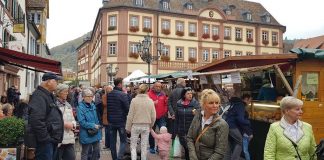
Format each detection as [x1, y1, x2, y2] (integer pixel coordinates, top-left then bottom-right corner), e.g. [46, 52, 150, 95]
[87, 128, 99, 137]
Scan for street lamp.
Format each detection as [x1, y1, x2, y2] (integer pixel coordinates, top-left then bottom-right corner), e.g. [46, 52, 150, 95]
[106, 64, 119, 85]
[136, 34, 164, 85]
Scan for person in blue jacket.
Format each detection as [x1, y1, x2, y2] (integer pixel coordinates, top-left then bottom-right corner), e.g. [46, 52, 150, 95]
[77, 88, 102, 160]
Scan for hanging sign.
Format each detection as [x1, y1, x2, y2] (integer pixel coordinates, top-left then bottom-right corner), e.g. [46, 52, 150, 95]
[230, 72, 241, 84]
[199, 75, 208, 84]
[212, 74, 221, 84]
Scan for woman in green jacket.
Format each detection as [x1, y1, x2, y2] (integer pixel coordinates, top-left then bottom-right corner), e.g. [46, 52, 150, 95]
[264, 96, 316, 160]
[187, 89, 229, 160]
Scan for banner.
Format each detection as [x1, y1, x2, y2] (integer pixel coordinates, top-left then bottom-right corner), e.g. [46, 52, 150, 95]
[212, 74, 221, 84]
[199, 75, 208, 84]
[230, 72, 241, 84]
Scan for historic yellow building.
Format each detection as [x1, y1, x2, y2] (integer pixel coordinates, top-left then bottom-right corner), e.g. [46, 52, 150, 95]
[77, 0, 285, 86]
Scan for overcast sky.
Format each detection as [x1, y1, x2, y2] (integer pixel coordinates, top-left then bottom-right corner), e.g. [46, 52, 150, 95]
[47, 0, 324, 48]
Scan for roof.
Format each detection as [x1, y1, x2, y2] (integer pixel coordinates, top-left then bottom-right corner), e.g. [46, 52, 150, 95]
[103, 0, 283, 26]
[194, 54, 298, 72]
[293, 35, 324, 49]
[290, 48, 324, 60]
[27, 0, 47, 8]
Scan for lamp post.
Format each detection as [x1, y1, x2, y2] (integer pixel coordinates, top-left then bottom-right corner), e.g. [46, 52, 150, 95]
[106, 64, 119, 85]
[136, 34, 164, 86]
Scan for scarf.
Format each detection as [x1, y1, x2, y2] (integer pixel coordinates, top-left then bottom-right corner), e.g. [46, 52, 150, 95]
[280, 116, 304, 143]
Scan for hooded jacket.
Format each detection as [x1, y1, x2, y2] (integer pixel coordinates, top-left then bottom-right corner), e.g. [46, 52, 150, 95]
[148, 89, 168, 119]
[225, 97, 250, 129]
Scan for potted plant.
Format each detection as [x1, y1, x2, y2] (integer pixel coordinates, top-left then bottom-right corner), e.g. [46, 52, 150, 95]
[272, 41, 279, 46]
[160, 55, 170, 62]
[129, 52, 139, 59]
[189, 57, 197, 63]
[189, 32, 196, 37]
[0, 117, 25, 159]
[129, 26, 139, 32]
[212, 35, 219, 41]
[224, 36, 231, 40]
[247, 37, 254, 43]
[162, 29, 170, 35]
[262, 40, 269, 45]
[176, 31, 184, 36]
[202, 33, 210, 39]
[108, 26, 116, 31]
[142, 27, 152, 33]
[235, 37, 242, 41]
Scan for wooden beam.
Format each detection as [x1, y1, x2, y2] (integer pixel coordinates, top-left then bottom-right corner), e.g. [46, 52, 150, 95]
[293, 75, 303, 98]
[274, 64, 294, 96]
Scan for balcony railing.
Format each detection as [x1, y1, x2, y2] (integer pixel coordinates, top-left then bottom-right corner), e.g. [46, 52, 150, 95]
[158, 61, 205, 70]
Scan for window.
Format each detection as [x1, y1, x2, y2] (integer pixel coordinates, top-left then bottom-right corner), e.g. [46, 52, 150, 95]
[235, 51, 242, 56]
[109, 43, 117, 55]
[224, 27, 231, 38]
[187, 4, 193, 10]
[143, 17, 151, 28]
[189, 48, 196, 58]
[161, 20, 170, 29]
[189, 23, 196, 33]
[246, 13, 252, 21]
[212, 50, 218, 60]
[162, 1, 169, 10]
[162, 46, 169, 56]
[109, 16, 117, 27]
[301, 72, 319, 101]
[225, 9, 231, 15]
[134, 0, 143, 6]
[212, 26, 219, 35]
[176, 47, 183, 59]
[29, 12, 41, 24]
[176, 21, 184, 31]
[129, 43, 137, 53]
[272, 32, 278, 42]
[203, 24, 209, 34]
[246, 29, 253, 39]
[262, 31, 268, 40]
[266, 15, 271, 23]
[246, 52, 253, 56]
[235, 28, 242, 39]
[130, 16, 139, 26]
[203, 49, 209, 61]
[224, 50, 231, 58]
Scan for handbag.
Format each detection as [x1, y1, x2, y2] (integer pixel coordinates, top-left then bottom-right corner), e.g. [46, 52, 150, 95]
[87, 128, 99, 137]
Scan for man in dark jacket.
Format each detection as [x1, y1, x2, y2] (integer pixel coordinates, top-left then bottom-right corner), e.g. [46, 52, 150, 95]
[28, 72, 64, 160]
[107, 78, 130, 160]
[167, 78, 186, 139]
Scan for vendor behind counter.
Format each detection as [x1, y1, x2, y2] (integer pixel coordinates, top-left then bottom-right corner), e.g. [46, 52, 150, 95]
[257, 79, 277, 101]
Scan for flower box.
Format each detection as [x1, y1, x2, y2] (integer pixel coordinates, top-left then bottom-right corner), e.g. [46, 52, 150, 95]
[108, 26, 116, 31]
[162, 29, 170, 35]
[212, 35, 219, 41]
[189, 32, 196, 37]
[160, 55, 170, 61]
[129, 52, 139, 59]
[129, 26, 139, 32]
[142, 27, 152, 33]
[272, 41, 279, 46]
[189, 57, 197, 63]
[262, 40, 269, 45]
[224, 36, 231, 40]
[246, 38, 254, 43]
[235, 37, 242, 41]
[202, 33, 210, 39]
[176, 31, 184, 36]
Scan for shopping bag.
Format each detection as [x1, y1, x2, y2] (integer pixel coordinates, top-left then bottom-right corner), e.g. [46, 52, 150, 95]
[170, 136, 182, 158]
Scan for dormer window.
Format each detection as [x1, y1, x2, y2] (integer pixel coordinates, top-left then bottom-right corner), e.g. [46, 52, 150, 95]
[161, 0, 170, 10]
[134, 0, 143, 6]
[224, 5, 236, 15]
[261, 13, 271, 23]
[185, 2, 193, 10]
[243, 11, 252, 21]
[266, 15, 271, 23]
[224, 9, 231, 15]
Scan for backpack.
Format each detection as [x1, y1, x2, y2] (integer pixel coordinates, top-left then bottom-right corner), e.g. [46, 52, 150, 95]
[315, 139, 324, 160]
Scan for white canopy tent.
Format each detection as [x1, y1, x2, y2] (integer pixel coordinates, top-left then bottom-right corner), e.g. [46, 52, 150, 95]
[123, 70, 155, 85]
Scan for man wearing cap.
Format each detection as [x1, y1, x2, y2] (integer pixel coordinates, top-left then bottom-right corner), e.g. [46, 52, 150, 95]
[28, 72, 64, 160]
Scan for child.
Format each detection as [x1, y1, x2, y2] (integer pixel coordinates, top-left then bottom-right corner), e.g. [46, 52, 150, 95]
[150, 126, 172, 160]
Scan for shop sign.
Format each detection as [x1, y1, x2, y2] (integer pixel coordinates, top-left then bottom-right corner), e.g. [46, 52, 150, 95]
[212, 74, 221, 84]
[199, 75, 208, 84]
[306, 73, 318, 85]
[13, 23, 25, 33]
[230, 72, 241, 84]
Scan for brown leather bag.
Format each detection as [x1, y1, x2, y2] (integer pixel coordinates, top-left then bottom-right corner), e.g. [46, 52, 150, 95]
[101, 93, 108, 125]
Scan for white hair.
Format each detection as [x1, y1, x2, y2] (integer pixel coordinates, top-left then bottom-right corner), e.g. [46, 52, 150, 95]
[280, 96, 303, 111]
[82, 88, 93, 97]
[160, 126, 168, 134]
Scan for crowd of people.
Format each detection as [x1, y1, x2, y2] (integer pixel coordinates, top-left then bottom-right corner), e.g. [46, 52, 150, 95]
[0, 72, 319, 160]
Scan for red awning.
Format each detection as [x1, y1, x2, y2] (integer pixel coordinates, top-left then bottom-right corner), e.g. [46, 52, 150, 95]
[0, 47, 62, 74]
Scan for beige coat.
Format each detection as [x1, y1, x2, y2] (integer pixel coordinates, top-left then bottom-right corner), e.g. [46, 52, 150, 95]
[57, 100, 76, 144]
[126, 94, 156, 131]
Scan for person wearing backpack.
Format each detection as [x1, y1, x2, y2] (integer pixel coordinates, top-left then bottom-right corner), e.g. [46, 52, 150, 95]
[264, 96, 317, 160]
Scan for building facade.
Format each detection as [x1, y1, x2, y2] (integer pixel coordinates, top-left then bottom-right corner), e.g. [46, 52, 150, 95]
[77, 0, 285, 86]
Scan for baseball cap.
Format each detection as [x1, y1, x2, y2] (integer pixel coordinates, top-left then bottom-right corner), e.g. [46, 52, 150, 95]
[42, 72, 62, 81]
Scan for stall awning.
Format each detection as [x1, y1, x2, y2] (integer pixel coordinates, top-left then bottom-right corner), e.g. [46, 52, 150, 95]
[290, 48, 324, 59]
[0, 47, 62, 74]
[194, 54, 298, 72]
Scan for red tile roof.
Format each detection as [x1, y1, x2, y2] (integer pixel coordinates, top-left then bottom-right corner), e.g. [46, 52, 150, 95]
[293, 35, 324, 49]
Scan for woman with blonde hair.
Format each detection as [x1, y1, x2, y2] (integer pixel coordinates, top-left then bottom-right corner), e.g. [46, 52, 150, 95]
[126, 84, 156, 160]
[187, 89, 229, 160]
[264, 96, 316, 160]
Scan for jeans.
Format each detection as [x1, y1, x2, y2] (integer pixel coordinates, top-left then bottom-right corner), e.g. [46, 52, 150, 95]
[109, 125, 127, 160]
[57, 144, 75, 160]
[81, 141, 100, 160]
[130, 124, 150, 160]
[149, 117, 166, 150]
[104, 125, 111, 148]
[228, 128, 243, 160]
[179, 135, 189, 160]
[167, 118, 176, 139]
[35, 142, 57, 160]
[242, 134, 251, 160]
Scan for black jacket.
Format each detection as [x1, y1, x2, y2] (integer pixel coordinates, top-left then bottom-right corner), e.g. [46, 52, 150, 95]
[175, 98, 200, 136]
[168, 85, 185, 116]
[225, 97, 250, 130]
[107, 87, 130, 127]
[28, 86, 64, 144]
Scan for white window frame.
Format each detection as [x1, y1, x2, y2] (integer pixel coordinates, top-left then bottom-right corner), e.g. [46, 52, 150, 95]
[262, 31, 268, 40]
[189, 23, 196, 33]
[109, 16, 117, 27]
[212, 50, 218, 59]
[162, 1, 169, 9]
[246, 30, 253, 39]
[266, 15, 271, 23]
[109, 43, 117, 55]
[203, 24, 209, 34]
[246, 52, 253, 56]
[246, 13, 252, 20]
[189, 48, 196, 58]
[176, 21, 184, 31]
[162, 20, 170, 29]
[162, 46, 169, 56]
[225, 27, 231, 37]
[130, 16, 138, 27]
[212, 26, 219, 35]
[224, 50, 231, 58]
[135, 0, 143, 6]
[143, 17, 151, 28]
[235, 28, 242, 39]
[203, 49, 209, 61]
[176, 47, 183, 59]
[130, 43, 137, 53]
[272, 32, 278, 42]
[235, 51, 242, 56]
[187, 4, 193, 10]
